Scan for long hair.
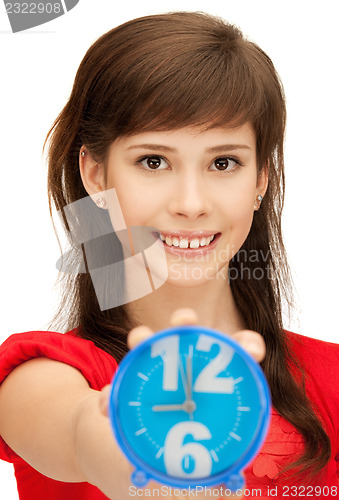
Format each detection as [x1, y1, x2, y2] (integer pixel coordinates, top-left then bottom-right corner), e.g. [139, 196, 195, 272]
[44, 11, 330, 482]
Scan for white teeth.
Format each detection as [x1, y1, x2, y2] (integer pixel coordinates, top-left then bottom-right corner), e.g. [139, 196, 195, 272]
[159, 233, 217, 248]
[189, 238, 200, 249]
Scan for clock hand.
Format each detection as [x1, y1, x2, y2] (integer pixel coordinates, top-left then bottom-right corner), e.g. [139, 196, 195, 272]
[179, 357, 189, 400]
[186, 345, 194, 420]
[152, 401, 197, 413]
[152, 403, 185, 411]
[186, 345, 193, 401]
[163, 348, 196, 418]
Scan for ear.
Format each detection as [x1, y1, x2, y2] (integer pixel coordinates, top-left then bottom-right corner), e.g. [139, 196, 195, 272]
[79, 147, 106, 199]
[257, 161, 269, 198]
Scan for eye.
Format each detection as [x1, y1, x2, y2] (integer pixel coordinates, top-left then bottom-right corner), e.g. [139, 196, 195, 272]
[139, 155, 169, 170]
[210, 157, 241, 173]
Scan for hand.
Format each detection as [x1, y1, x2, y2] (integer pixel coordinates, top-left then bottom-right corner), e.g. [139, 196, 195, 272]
[100, 308, 266, 415]
[127, 308, 266, 363]
[99, 308, 266, 499]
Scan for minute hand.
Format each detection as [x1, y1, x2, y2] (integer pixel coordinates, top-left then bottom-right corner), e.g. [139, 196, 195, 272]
[186, 345, 193, 401]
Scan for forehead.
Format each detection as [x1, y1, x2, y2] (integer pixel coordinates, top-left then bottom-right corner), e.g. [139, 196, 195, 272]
[111, 123, 256, 153]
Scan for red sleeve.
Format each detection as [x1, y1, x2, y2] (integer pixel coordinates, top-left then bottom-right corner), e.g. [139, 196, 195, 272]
[0, 330, 118, 463]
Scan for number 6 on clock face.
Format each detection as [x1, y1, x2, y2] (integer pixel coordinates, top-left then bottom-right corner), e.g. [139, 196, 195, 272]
[164, 421, 212, 478]
[109, 325, 271, 490]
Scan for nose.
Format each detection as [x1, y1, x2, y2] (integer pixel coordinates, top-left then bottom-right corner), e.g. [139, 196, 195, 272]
[168, 170, 212, 220]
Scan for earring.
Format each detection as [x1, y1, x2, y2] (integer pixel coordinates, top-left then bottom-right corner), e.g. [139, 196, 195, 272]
[254, 194, 263, 210]
[96, 197, 106, 208]
[80, 151, 85, 157]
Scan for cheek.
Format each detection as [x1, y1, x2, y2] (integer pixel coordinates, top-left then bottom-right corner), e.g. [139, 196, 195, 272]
[109, 180, 158, 228]
[231, 205, 254, 242]
[222, 187, 256, 254]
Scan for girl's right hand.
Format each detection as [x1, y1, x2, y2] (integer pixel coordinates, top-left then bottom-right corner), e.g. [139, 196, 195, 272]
[99, 308, 266, 499]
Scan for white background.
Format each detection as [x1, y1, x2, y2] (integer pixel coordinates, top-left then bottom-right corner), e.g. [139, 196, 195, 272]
[0, 0, 338, 497]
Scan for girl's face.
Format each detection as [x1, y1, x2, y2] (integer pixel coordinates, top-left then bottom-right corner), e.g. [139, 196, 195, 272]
[82, 124, 267, 286]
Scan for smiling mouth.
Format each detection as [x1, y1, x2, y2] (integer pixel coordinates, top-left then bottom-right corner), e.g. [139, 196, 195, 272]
[156, 232, 221, 249]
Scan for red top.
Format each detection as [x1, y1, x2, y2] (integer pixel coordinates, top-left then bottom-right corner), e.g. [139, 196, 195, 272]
[0, 329, 338, 499]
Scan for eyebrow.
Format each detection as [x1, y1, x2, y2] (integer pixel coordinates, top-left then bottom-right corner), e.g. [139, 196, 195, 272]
[126, 144, 251, 153]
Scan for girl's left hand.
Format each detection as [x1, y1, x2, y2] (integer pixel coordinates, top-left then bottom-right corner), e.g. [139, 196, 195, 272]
[99, 308, 266, 499]
[99, 307, 266, 414]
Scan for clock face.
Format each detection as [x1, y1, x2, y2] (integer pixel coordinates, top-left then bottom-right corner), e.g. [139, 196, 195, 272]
[109, 326, 270, 487]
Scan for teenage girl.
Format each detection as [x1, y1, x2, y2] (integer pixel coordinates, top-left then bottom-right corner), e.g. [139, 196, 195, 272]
[0, 11, 338, 500]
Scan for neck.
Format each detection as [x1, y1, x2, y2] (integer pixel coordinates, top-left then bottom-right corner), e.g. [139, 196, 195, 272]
[126, 274, 246, 336]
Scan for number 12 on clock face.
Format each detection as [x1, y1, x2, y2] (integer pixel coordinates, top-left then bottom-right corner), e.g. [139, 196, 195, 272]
[109, 326, 271, 489]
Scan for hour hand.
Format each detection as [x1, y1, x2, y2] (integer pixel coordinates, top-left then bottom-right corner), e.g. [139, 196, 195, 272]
[152, 404, 185, 412]
[152, 401, 196, 414]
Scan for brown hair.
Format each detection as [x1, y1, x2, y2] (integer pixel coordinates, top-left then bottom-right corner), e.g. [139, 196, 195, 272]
[44, 11, 330, 482]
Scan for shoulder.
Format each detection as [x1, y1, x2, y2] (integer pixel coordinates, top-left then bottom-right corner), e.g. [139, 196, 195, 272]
[0, 330, 118, 390]
[285, 330, 339, 428]
[285, 330, 339, 373]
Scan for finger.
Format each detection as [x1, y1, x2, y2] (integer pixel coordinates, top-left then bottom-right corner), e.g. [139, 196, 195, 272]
[127, 325, 154, 350]
[232, 330, 266, 363]
[99, 384, 111, 416]
[127, 308, 198, 351]
[169, 308, 199, 327]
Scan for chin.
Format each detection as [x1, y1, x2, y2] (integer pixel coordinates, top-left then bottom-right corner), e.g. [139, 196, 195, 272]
[166, 264, 221, 286]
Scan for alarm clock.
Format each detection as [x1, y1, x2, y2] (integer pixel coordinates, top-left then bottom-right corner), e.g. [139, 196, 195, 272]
[108, 325, 271, 491]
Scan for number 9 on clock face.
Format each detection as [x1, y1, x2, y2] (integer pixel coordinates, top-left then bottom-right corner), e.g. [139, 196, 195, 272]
[109, 325, 271, 490]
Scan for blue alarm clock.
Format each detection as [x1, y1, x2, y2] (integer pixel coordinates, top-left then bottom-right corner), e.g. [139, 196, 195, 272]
[108, 325, 271, 491]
